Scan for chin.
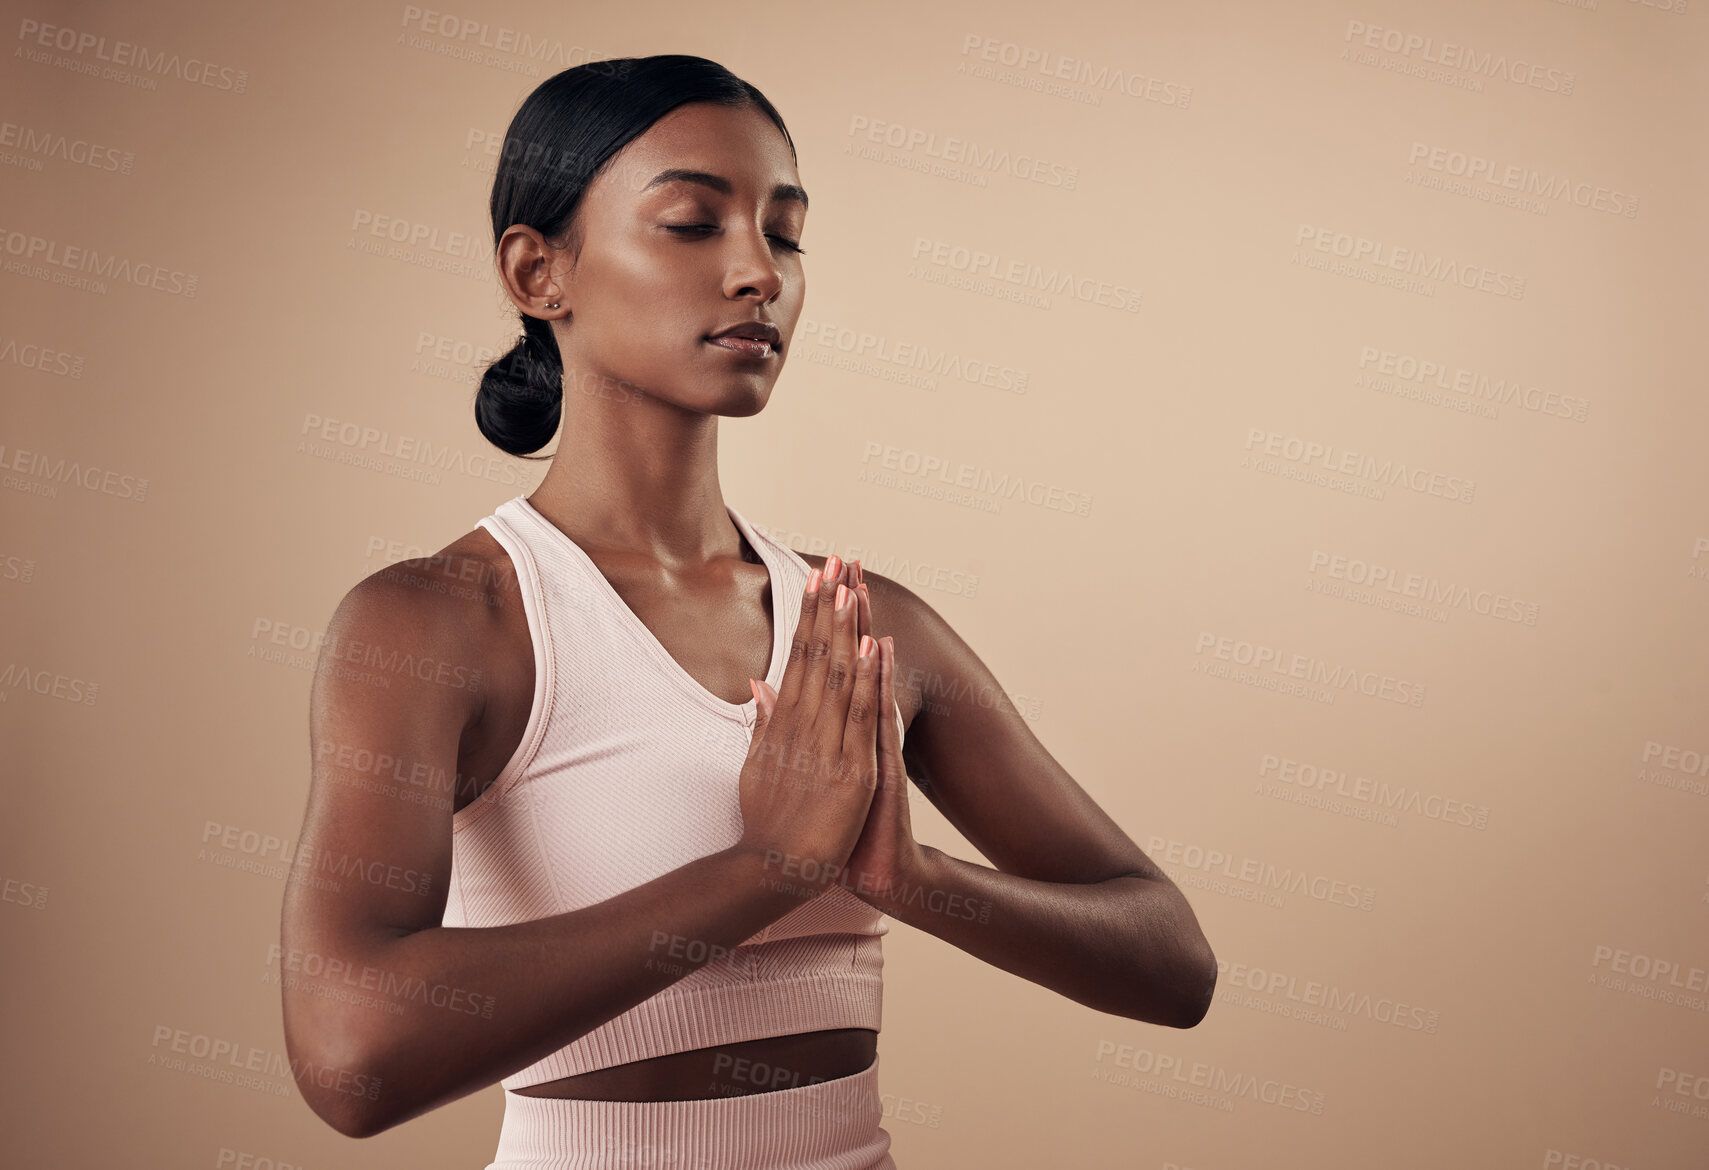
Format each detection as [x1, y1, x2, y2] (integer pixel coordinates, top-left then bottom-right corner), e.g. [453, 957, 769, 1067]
[717, 385, 773, 418]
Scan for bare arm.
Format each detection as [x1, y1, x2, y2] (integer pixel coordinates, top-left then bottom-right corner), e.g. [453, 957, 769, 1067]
[854, 568, 1218, 1029]
[280, 567, 805, 1139]
[867, 845, 1213, 1028]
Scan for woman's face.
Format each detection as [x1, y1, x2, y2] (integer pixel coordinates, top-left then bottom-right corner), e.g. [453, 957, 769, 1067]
[546, 101, 807, 418]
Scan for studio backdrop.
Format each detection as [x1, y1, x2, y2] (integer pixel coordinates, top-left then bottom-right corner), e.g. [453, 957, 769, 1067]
[3, 1, 1706, 1167]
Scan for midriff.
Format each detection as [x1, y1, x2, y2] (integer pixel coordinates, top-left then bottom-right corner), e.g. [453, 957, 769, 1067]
[509, 1027, 877, 1102]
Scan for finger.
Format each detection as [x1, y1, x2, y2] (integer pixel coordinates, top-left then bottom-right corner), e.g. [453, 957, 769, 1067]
[794, 557, 850, 721]
[841, 631, 882, 785]
[812, 581, 861, 763]
[747, 676, 775, 743]
[853, 573, 872, 651]
[774, 565, 826, 714]
[876, 636, 904, 787]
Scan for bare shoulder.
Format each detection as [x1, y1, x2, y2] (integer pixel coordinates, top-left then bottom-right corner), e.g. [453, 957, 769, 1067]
[320, 526, 527, 724]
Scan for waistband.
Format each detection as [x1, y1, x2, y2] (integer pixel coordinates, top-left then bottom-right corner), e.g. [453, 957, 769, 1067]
[484, 1053, 895, 1170]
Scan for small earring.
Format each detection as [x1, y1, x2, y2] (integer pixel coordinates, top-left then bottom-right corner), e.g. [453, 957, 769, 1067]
[546, 301, 559, 309]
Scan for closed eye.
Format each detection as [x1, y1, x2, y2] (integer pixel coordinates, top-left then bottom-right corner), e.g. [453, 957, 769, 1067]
[664, 225, 806, 255]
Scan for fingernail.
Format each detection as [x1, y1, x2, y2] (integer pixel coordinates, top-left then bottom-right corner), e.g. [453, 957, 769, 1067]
[826, 553, 842, 579]
[836, 583, 851, 610]
[859, 634, 875, 658]
[806, 567, 821, 593]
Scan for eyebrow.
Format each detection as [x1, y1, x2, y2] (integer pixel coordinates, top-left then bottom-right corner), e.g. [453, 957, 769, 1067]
[643, 168, 808, 211]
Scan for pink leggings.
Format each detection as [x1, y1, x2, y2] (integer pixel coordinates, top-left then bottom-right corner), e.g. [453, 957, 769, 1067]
[484, 1053, 896, 1169]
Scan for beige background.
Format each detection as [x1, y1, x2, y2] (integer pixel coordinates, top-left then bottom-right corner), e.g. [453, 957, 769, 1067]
[3, 0, 1707, 1166]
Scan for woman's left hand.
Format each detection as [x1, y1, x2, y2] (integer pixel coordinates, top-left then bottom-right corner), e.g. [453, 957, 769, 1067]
[841, 570, 927, 907]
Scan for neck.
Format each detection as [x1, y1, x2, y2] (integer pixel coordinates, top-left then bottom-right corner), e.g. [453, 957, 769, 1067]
[525, 377, 742, 568]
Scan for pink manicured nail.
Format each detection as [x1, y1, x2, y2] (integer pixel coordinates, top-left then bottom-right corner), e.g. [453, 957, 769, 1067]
[835, 583, 850, 610]
[806, 567, 822, 594]
[826, 553, 842, 579]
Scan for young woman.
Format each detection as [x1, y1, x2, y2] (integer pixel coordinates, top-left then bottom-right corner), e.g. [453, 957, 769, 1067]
[281, 54, 1217, 1169]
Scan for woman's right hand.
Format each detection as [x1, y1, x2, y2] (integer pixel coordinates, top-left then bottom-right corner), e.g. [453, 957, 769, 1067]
[734, 558, 881, 892]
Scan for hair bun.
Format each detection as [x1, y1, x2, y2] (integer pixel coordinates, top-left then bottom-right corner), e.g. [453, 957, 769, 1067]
[475, 314, 562, 458]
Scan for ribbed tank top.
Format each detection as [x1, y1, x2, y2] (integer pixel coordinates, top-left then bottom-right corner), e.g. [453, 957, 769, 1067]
[443, 495, 894, 1089]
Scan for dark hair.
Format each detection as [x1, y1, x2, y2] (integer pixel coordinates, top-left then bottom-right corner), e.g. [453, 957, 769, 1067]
[475, 55, 797, 458]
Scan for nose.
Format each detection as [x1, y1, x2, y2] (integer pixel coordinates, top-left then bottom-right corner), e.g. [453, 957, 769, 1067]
[720, 227, 786, 303]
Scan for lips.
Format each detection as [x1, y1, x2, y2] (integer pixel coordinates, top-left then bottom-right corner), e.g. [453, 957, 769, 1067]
[707, 335, 775, 358]
[706, 320, 781, 357]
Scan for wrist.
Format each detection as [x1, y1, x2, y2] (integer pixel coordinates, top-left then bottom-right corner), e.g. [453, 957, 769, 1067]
[859, 844, 940, 915]
[901, 842, 939, 889]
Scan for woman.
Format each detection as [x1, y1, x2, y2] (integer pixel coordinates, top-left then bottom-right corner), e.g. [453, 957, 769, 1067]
[281, 54, 1217, 1169]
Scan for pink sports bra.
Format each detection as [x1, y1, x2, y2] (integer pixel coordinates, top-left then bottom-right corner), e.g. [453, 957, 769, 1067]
[441, 495, 894, 1089]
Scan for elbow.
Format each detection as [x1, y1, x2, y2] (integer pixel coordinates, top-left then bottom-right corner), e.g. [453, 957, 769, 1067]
[319, 1095, 388, 1142]
[1167, 947, 1218, 1029]
[286, 1027, 394, 1139]
[1158, 886, 1217, 1029]
[1130, 912, 1217, 1029]
[304, 1069, 394, 1140]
